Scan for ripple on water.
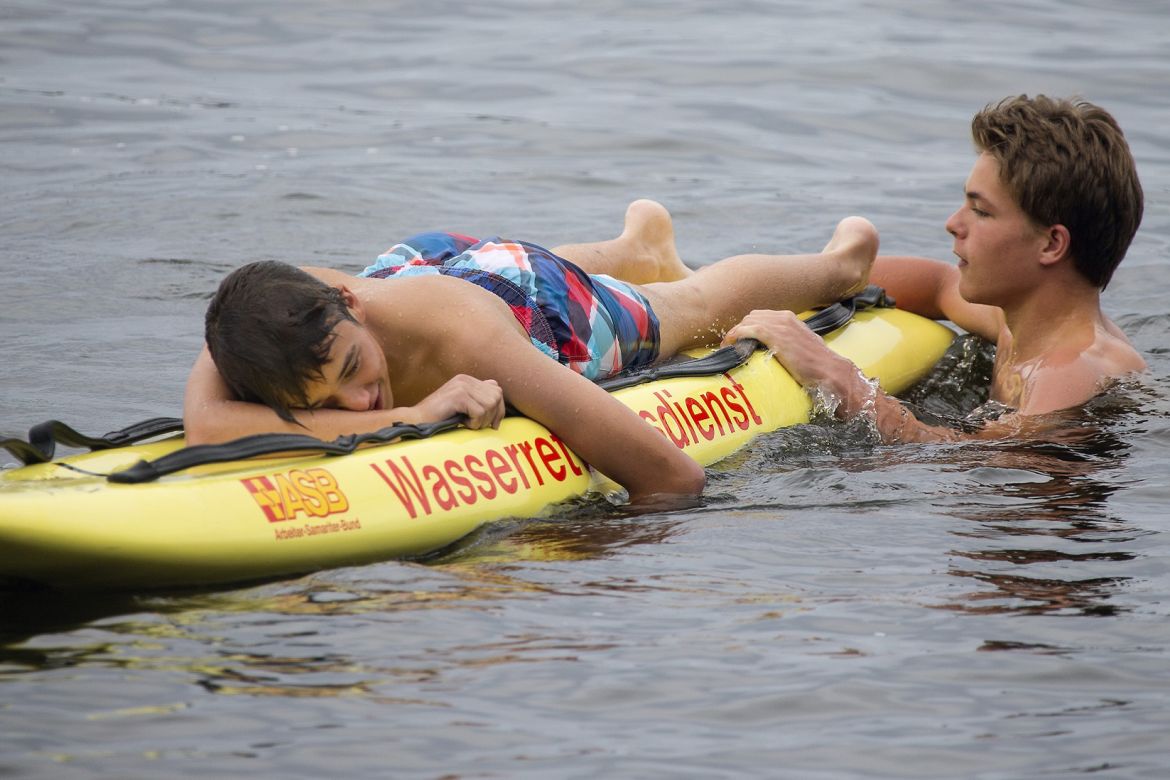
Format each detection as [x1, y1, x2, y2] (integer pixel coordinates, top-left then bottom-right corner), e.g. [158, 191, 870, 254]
[3, 0, 1170, 777]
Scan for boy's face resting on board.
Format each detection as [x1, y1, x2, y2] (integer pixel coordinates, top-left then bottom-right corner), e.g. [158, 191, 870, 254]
[299, 318, 393, 414]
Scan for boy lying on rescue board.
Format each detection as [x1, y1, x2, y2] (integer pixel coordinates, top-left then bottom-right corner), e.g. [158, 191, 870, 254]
[184, 200, 877, 504]
[725, 95, 1147, 442]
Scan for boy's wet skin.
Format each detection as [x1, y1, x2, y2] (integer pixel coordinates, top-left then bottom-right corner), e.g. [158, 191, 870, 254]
[187, 199, 876, 503]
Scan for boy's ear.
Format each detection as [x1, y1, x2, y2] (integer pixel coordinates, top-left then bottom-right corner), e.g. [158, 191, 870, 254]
[337, 284, 366, 322]
[1038, 224, 1072, 267]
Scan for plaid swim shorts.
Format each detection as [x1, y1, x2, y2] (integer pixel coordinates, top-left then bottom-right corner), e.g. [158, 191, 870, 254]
[359, 232, 661, 381]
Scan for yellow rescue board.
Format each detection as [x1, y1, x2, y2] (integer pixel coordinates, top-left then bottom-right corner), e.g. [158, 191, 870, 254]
[0, 309, 954, 590]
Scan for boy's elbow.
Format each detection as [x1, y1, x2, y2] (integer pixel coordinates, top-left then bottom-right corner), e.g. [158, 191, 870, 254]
[625, 457, 706, 504]
[683, 463, 707, 495]
[182, 415, 228, 447]
[666, 459, 707, 497]
[182, 419, 212, 447]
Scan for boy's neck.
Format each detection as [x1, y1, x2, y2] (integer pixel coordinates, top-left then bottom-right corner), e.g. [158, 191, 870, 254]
[999, 271, 1104, 362]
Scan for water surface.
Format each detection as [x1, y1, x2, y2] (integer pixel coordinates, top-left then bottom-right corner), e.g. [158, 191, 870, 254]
[2, 1, 1169, 777]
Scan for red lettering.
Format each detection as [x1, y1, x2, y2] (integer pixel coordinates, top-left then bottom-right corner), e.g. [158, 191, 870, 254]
[700, 391, 730, 437]
[728, 374, 762, 426]
[503, 444, 533, 490]
[422, 463, 458, 511]
[370, 458, 432, 519]
[444, 458, 477, 504]
[515, 441, 544, 485]
[673, 395, 699, 443]
[721, 386, 749, 430]
[465, 454, 497, 500]
[653, 391, 690, 448]
[639, 409, 665, 437]
[551, 433, 585, 476]
[535, 437, 566, 480]
[485, 449, 517, 494]
[685, 396, 715, 441]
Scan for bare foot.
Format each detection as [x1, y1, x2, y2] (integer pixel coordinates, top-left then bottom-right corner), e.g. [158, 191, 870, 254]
[821, 216, 878, 298]
[620, 199, 693, 283]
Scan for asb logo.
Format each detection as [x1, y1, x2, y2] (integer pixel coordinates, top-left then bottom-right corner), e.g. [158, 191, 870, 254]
[240, 467, 350, 523]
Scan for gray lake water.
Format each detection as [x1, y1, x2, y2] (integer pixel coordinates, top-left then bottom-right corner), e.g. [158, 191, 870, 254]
[2, 1, 1169, 777]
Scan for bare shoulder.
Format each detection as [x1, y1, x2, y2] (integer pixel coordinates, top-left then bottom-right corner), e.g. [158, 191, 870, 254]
[1017, 320, 1146, 414]
[383, 272, 521, 322]
[300, 266, 352, 285]
[368, 274, 531, 361]
[1099, 317, 1148, 373]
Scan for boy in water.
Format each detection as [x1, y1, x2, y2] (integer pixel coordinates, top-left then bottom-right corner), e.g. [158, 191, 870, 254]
[724, 95, 1146, 441]
[185, 201, 877, 502]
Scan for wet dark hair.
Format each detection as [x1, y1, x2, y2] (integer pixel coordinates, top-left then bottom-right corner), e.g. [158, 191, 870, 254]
[972, 94, 1143, 289]
[205, 261, 356, 422]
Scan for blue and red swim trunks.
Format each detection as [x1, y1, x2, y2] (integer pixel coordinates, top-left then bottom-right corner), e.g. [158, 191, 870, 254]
[359, 232, 661, 381]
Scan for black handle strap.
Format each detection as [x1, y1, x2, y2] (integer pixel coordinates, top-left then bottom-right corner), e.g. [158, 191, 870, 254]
[1, 417, 184, 466]
[107, 416, 466, 484]
[597, 285, 893, 392]
[598, 338, 760, 391]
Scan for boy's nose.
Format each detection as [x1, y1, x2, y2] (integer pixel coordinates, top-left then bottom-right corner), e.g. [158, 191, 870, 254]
[339, 386, 373, 411]
[945, 209, 964, 238]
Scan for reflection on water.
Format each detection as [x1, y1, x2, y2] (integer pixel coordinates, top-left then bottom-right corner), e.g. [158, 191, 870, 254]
[948, 569, 1130, 617]
[2, 567, 543, 701]
[930, 392, 1147, 618]
[435, 505, 688, 567]
[4, 0, 1170, 774]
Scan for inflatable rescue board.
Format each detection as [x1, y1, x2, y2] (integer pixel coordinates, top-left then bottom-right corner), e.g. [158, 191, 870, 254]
[0, 297, 954, 590]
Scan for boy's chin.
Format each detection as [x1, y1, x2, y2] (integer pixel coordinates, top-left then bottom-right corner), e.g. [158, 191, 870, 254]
[956, 276, 982, 305]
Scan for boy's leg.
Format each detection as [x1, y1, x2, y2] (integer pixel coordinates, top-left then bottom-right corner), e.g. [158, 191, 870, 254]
[551, 199, 693, 284]
[642, 217, 878, 355]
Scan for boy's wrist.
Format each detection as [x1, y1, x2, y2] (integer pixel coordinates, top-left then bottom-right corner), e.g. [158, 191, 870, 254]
[377, 405, 424, 427]
[821, 355, 876, 418]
